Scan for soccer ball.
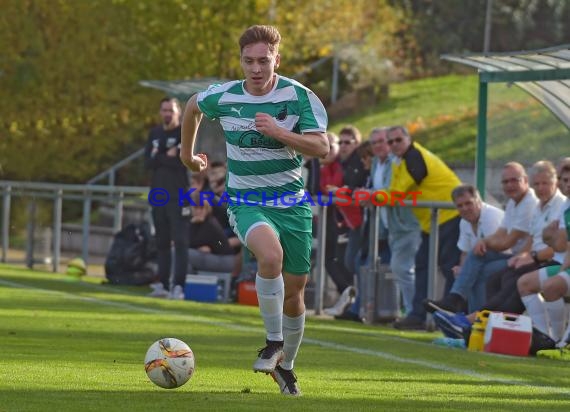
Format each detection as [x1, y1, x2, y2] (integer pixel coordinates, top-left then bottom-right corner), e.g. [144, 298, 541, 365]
[144, 338, 195, 389]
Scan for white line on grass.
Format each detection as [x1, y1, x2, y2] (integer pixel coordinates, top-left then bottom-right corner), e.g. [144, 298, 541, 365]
[2, 278, 570, 396]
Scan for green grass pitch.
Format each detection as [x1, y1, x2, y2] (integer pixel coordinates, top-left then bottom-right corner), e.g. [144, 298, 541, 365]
[1, 265, 570, 411]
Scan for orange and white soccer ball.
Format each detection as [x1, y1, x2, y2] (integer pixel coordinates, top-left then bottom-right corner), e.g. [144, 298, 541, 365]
[144, 338, 195, 389]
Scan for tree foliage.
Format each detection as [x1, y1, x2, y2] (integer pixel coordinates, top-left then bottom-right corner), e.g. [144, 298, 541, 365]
[1, 0, 568, 183]
[389, 0, 570, 77]
[0, 0, 401, 183]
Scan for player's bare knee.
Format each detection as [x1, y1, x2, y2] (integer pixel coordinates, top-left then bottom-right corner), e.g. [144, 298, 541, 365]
[284, 293, 300, 306]
[257, 249, 283, 274]
[283, 292, 305, 315]
[285, 285, 304, 299]
[542, 282, 562, 301]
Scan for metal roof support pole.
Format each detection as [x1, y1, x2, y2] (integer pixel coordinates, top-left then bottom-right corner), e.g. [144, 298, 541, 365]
[52, 189, 63, 273]
[364, 205, 380, 323]
[476, 77, 488, 199]
[426, 207, 440, 332]
[26, 200, 36, 269]
[313, 204, 327, 315]
[81, 192, 92, 265]
[331, 54, 340, 104]
[1, 186, 11, 263]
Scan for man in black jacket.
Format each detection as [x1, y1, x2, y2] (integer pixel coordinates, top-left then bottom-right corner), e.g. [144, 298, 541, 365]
[334, 125, 369, 321]
[144, 97, 190, 299]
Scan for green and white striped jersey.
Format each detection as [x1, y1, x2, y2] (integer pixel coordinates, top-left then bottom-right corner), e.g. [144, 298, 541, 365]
[196, 74, 327, 207]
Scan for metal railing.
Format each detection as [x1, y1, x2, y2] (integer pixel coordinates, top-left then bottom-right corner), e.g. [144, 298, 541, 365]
[1, 179, 455, 330]
[312, 199, 456, 330]
[0, 180, 149, 271]
[86, 148, 145, 185]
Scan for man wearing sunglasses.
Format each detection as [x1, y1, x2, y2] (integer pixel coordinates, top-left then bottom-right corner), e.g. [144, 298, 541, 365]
[380, 126, 463, 330]
[329, 125, 369, 322]
[361, 127, 421, 318]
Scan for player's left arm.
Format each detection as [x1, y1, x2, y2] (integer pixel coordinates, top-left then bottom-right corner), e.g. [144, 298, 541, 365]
[255, 113, 328, 158]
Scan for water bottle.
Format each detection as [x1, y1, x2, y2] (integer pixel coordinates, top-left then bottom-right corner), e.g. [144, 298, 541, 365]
[468, 310, 491, 352]
[433, 337, 466, 349]
[467, 321, 485, 351]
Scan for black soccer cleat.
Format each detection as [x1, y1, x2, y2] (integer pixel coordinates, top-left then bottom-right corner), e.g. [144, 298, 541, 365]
[253, 340, 284, 373]
[270, 365, 301, 396]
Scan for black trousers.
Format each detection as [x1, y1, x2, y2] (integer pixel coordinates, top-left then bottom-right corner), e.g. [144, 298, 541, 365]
[324, 206, 353, 294]
[482, 260, 559, 313]
[152, 203, 189, 289]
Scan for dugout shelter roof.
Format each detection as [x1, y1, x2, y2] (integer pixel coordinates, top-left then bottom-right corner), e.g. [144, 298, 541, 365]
[442, 44, 570, 130]
[441, 44, 570, 196]
[139, 78, 226, 102]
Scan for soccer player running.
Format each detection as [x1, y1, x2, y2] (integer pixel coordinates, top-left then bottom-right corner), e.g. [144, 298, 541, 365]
[180, 25, 329, 396]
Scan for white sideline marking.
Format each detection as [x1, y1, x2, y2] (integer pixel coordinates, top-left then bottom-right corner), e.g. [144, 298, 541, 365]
[1, 278, 570, 396]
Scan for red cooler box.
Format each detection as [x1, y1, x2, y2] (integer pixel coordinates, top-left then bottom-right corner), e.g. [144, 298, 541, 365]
[483, 312, 532, 357]
[237, 281, 259, 306]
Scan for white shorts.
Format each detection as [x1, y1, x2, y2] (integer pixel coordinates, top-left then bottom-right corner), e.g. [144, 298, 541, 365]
[538, 265, 570, 296]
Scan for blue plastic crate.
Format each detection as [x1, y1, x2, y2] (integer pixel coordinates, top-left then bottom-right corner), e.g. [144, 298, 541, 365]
[184, 275, 218, 302]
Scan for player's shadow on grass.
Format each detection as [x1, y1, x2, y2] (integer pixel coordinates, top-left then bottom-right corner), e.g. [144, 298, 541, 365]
[1, 388, 568, 411]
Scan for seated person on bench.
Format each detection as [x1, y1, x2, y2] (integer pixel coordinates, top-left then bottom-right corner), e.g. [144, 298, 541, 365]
[187, 191, 235, 275]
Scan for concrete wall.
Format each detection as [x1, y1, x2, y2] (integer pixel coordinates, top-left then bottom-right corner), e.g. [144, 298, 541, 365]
[454, 165, 513, 208]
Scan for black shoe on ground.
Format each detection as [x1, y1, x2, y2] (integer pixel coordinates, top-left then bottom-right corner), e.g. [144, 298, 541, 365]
[270, 365, 301, 396]
[423, 293, 467, 314]
[393, 316, 425, 330]
[253, 340, 284, 373]
[529, 327, 557, 355]
[376, 315, 398, 324]
[334, 310, 363, 323]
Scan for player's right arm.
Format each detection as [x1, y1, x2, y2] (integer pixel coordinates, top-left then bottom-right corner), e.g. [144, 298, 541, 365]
[180, 94, 207, 172]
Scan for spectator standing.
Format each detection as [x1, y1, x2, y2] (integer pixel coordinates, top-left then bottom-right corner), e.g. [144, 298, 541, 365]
[381, 126, 462, 330]
[320, 132, 356, 316]
[367, 127, 421, 316]
[327, 125, 369, 322]
[335, 125, 368, 275]
[144, 97, 190, 299]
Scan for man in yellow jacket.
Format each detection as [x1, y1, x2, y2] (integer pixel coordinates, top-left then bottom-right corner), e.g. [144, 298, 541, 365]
[378, 126, 462, 330]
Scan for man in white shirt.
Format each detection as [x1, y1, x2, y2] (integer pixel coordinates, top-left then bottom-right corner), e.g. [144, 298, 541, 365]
[425, 162, 537, 313]
[518, 162, 570, 345]
[432, 161, 565, 340]
[452, 184, 504, 277]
